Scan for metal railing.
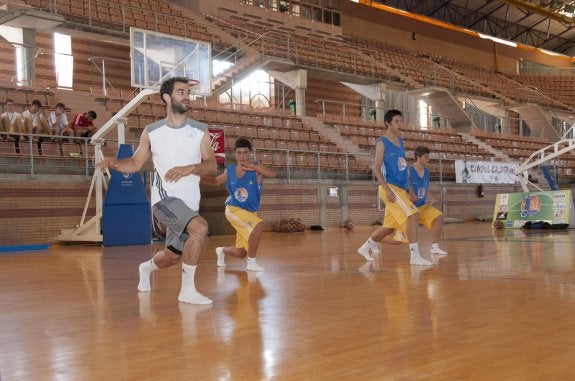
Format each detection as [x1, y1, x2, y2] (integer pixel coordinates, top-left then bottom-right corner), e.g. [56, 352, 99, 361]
[88, 56, 131, 98]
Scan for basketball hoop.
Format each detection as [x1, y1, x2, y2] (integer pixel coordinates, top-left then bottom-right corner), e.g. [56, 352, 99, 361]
[188, 79, 201, 97]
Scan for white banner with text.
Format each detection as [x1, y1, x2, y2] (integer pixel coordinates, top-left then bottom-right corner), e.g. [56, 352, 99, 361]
[455, 160, 519, 184]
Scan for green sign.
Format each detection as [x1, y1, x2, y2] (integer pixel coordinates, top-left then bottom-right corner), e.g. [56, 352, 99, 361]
[493, 190, 573, 228]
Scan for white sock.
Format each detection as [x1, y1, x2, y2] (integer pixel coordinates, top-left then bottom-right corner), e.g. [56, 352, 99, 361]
[367, 238, 376, 246]
[178, 263, 212, 304]
[138, 259, 159, 292]
[432, 243, 439, 250]
[246, 257, 265, 272]
[215, 247, 226, 267]
[409, 243, 420, 257]
[410, 243, 433, 266]
[358, 240, 375, 261]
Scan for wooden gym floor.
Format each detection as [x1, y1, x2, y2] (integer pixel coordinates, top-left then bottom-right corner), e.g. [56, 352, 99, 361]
[1, 222, 575, 380]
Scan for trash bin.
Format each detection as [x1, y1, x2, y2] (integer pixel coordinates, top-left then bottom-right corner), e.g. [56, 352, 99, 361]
[289, 98, 296, 115]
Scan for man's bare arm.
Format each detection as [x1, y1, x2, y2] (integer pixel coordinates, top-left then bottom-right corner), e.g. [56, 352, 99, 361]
[98, 130, 151, 173]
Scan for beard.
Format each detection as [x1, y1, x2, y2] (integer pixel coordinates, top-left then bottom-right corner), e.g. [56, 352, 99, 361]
[170, 98, 189, 115]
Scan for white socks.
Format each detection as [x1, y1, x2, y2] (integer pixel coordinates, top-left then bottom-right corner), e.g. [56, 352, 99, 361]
[246, 257, 265, 272]
[138, 259, 159, 292]
[178, 263, 212, 305]
[368, 238, 380, 254]
[357, 240, 375, 261]
[409, 243, 433, 266]
[215, 247, 226, 267]
[138, 259, 213, 304]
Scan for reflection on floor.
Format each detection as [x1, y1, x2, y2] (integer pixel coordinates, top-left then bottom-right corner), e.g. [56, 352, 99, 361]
[2, 222, 575, 380]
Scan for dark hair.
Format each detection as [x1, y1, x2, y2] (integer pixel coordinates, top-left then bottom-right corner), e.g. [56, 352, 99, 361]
[414, 145, 430, 159]
[87, 111, 97, 119]
[159, 77, 189, 105]
[234, 137, 252, 151]
[384, 109, 402, 125]
[5, 98, 14, 104]
[55, 102, 65, 108]
[31, 99, 42, 107]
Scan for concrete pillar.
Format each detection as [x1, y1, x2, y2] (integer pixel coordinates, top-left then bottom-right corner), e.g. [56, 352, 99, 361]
[20, 29, 36, 86]
[374, 83, 386, 122]
[268, 69, 307, 116]
[295, 87, 306, 117]
[339, 185, 348, 227]
[341, 81, 386, 121]
[0, 26, 36, 85]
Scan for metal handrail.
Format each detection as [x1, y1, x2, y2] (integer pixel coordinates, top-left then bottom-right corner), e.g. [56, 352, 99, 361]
[88, 57, 131, 98]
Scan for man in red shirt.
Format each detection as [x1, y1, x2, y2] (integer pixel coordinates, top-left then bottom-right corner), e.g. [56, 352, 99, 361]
[71, 111, 97, 137]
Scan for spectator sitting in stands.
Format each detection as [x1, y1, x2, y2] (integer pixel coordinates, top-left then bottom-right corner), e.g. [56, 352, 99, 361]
[22, 99, 50, 138]
[71, 111, 98, 138]
[48, 102, 73, 138]
[1, 99, 24, 141]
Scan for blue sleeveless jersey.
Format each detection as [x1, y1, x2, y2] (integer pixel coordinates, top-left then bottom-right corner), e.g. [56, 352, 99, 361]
[409, 166, 429, 207]
[380, 136, 408, 190]
[225, 163, 261, 212]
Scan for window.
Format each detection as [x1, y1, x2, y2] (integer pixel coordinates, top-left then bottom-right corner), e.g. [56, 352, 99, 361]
[279, 0, 289, 13]
[419, 100, 429, 129]
[313, 7, 322, 21]
[54, 33, 73, 88]
[323, 9, 332, 24]
[332, 12, 340, 26]
[301, 5, 312, 19]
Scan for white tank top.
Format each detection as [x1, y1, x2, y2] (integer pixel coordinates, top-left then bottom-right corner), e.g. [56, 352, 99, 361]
[147, 117, 207, 210]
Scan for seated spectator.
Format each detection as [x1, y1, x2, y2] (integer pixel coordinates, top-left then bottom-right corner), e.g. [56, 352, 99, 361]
[71, 111, 98, 138]
[22, 99, 50, 137]
[48, 102, 73, 138]
[1, 99, 24, 141]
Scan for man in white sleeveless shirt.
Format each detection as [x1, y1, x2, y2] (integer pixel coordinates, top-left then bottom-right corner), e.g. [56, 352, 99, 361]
[99, 77, 218, 304]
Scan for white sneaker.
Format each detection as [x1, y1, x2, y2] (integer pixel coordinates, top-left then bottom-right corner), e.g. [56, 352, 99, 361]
[370, 242, 381, 254]
[430, 247, 448, 256]
[247, 260, 265, 272]
[215, 247, 226, 267]
[410, 256, 434, 266]
[357, 244, 375, 261]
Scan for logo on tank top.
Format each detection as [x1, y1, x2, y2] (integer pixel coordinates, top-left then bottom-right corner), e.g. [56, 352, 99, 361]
[417, 187, 426, 200]
[398, 157, 407, 171]
[234, 188, 249, 202]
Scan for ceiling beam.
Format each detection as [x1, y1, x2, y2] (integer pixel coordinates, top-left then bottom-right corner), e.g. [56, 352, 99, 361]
[496, 0, 575, 24]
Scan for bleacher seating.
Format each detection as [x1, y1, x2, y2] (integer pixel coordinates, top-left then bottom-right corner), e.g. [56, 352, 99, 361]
[319, 113, 495, 178]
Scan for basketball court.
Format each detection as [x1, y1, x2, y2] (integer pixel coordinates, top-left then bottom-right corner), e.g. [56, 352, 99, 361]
[2, 222, 575, 379]
[2, 24, 575, 380]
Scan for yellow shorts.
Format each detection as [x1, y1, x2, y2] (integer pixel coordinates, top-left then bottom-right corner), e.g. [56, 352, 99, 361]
[379, 184, 418, 230]
[392, 204, 443, 242]
[225, 205, 262, 251]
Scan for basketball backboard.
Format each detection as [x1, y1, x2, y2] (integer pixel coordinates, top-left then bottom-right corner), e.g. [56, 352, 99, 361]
[130, 28, 211, 96]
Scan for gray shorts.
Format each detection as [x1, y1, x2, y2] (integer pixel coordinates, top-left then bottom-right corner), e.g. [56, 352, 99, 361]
[152, 197, 199, 255]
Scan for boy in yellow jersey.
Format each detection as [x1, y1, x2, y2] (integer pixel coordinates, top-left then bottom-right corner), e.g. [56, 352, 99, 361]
[202, 138, 276, 271]
[383, 146, 448, 256]
[357, 109, 433, 266]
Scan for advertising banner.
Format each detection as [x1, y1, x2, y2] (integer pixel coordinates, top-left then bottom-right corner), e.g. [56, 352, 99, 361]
[209, 127, 225, 164]
[493, 190, 573, 228]
[455, 160, 518, 184]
